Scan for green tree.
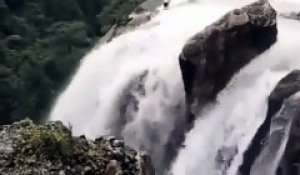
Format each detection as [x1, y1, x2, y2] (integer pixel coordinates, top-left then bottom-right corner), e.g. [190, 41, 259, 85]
[0, 0, 143, 125]
[47, 21, 89, 52]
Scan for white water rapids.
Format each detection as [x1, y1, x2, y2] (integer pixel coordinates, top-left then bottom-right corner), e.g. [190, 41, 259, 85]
[50, 0, 300, 174]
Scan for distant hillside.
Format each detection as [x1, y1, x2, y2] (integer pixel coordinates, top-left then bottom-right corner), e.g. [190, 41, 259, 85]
[0, 0, 144, 124]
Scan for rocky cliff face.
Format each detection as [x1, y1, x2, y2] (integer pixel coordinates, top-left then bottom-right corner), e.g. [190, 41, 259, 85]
[280, 104, 300, 175]
[239, 70, 300, 175]
[0, 119, 155, 175]
[271, 70, 300, 175]
[179, 0, 277, 122]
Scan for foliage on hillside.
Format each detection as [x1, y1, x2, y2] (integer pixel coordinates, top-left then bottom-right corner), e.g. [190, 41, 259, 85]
[0, 0, 143, 124]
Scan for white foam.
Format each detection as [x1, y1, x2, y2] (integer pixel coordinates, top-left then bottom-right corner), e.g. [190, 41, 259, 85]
[49, 0, 300, 174]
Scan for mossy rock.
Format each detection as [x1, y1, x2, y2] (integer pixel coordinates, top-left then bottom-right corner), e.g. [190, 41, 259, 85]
[0, 119, 154, 175]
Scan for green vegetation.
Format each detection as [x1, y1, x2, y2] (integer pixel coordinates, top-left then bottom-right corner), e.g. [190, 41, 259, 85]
[19, 120, 72, 156]
[2, 119, 141, 174]
[0, 0, 143, 124]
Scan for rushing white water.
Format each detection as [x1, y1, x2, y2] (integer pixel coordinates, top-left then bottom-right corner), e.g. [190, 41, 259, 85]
[172, 4, 300, 175]
[50, 0, 236, 172]
[50, 0, 300, 174]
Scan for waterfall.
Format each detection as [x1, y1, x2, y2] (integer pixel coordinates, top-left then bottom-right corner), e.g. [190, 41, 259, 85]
[172, 4, 300, 175]
[50, 0, 300, 174]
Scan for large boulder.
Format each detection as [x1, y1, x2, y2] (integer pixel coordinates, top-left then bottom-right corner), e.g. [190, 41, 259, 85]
[239, 70, 300, 175]
[0, 119, 155, 175]
[179, 0, 277, 121]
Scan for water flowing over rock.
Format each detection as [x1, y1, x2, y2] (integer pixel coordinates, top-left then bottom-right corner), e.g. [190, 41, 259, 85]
[0, 119, 154, 175]
[50, 1, 300, 174]
[110, 70, 148, 138]
[239, 70, 300, 175]
[179, 0, 277, 121]
[276, 71, 300, 175]
[280, 12, 300, 21]
[279, 106, 300, 175]
[100, 0, 162, 44]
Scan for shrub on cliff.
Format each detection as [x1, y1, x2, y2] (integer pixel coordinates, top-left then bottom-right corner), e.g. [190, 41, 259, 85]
[0, 119, 153, 175]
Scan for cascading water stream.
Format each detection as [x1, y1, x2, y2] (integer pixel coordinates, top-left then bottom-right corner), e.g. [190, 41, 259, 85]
[49, 0, 300, 174]
[172, 8, 300, 175]
[50, 1, 235, 172]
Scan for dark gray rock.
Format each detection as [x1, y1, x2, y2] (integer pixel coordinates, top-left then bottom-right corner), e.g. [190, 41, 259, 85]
[251, 92, 300, 175]
[277, 71, 300, 175]
[239, 70, 300, 175]
[280, 119, 300, 175]
[268, 70, 300, 118]
[179, 0, 277, 122]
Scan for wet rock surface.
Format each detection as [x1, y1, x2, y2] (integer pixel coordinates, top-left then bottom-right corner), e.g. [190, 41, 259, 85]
[277, 71, 300, 175]
[239, 70, 300, 175]
[251, 92, 300, 175]
[0, 119, 154, 175]
[179, 0, 277, 122]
